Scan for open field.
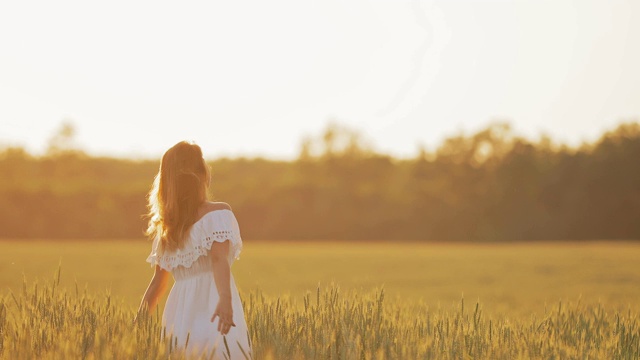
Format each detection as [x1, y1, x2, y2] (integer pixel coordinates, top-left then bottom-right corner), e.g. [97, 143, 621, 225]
[1, 240, 639, 359]
[1, 240, 639, 316]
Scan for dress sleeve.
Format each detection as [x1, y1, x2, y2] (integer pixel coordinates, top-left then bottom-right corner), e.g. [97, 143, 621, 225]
[200, 209, 243, 261]
[145, 210, 244, 271]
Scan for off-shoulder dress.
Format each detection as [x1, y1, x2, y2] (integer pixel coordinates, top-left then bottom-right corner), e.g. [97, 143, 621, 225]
[146, 209, 251, 359]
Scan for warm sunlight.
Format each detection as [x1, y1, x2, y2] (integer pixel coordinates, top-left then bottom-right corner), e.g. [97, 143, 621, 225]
[1, 1, 639, 359]
[1, 0, 638, 159]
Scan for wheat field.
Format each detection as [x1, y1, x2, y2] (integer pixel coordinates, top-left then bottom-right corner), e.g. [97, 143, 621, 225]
[1, 240, 639, 359]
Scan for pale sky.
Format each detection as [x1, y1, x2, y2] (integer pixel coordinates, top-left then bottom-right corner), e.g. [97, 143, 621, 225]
[1, 0, 639, 159]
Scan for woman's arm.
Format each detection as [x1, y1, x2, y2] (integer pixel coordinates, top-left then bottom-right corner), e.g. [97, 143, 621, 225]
[209, 240, 236, 335]
[135, 265, 171, 321]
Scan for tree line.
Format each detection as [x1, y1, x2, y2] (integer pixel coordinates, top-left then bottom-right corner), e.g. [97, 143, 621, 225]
[1, 121, 639, 241]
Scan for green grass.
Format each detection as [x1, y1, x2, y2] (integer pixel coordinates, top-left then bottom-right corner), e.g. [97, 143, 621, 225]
[1, 240, 639, 358]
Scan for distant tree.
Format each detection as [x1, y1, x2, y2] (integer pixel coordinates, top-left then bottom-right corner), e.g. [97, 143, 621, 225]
[298, 121, 375, 160]
[46, 119, 83, 156]
[1, 119, 639, 241]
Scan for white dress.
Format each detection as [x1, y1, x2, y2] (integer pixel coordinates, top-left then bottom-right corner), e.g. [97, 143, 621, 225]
[146, 209, 251, 359]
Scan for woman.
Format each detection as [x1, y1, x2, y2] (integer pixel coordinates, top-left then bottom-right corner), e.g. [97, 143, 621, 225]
[136, 141, 251, 359]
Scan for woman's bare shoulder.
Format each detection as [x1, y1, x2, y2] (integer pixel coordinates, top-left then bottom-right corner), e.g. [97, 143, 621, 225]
[202, 201, 232, 212]
[194, 202, 232, 224]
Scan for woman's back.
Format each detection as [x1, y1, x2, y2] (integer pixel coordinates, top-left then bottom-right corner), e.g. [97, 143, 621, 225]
[137, 142, 250, 359]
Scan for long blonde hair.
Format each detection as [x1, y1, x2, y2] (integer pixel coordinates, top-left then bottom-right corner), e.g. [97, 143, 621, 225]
[146, 141, 209, 252]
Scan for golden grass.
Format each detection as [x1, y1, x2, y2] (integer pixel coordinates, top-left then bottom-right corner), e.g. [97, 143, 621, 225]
[2, 268, 639, 359]
[1, 240, 639, 358]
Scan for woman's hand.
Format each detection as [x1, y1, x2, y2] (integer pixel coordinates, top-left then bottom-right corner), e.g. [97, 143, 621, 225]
[211, 298, 235, 335]
[136, 266, 170, 325]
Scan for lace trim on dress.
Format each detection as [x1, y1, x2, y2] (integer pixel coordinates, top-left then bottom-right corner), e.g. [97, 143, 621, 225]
[147, 230, 242, 271]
